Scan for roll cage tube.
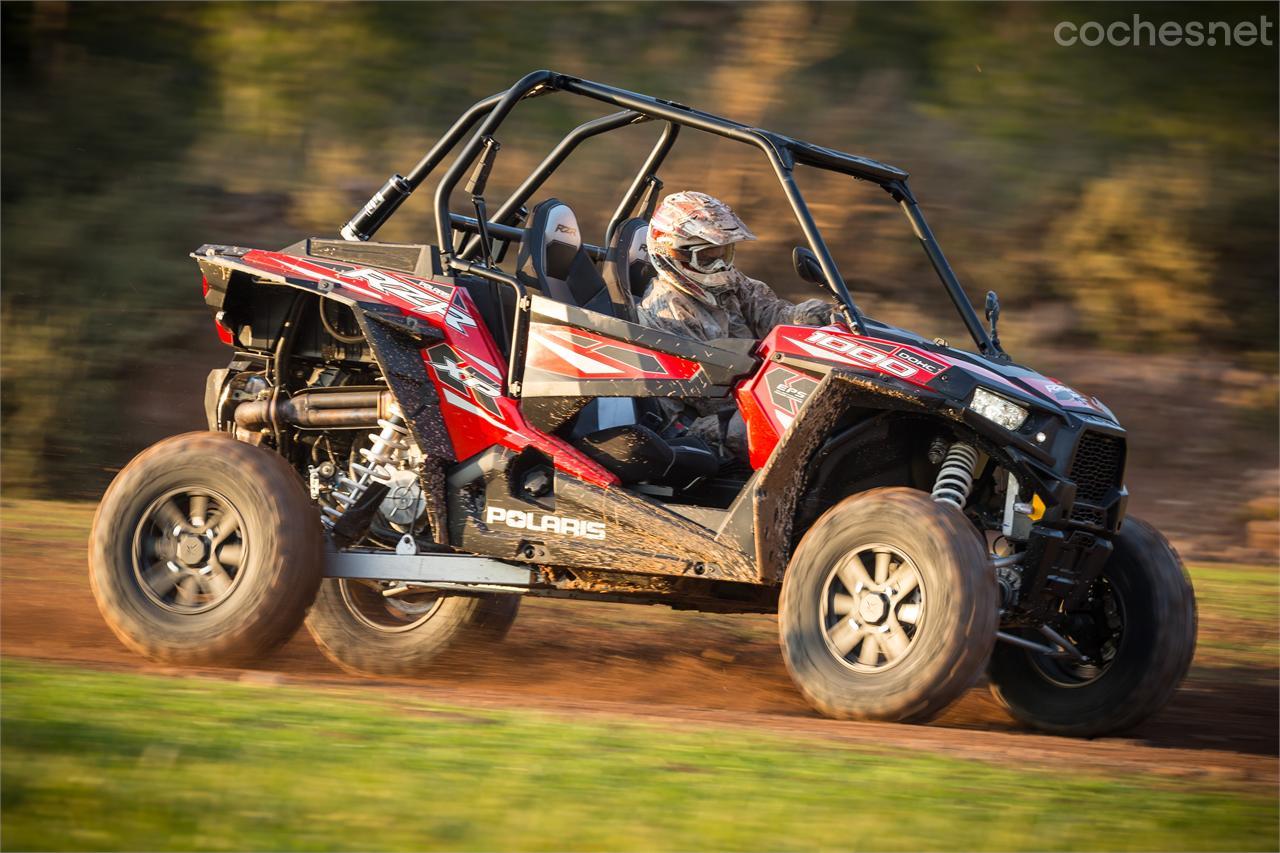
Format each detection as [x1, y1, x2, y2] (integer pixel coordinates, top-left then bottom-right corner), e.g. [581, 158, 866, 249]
[341, 92, 503, 241]
[344, 69, 997, 356]
[604, 120, 680, 247]
[425, 72, 870, 335]
[432, 70, 561, 255]
[886, 180, 997, 358]
[457, 109, 654, 261]
[453, 112, 676, 262]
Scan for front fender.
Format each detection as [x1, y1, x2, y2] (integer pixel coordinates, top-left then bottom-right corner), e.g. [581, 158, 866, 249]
[724, 366, 958, 582]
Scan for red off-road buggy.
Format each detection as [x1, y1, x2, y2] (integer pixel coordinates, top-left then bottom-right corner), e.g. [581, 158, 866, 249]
[91, 71, 1196, 735]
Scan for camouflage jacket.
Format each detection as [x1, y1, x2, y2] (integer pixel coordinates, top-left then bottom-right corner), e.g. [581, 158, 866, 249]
[636, 269, 836, 342]
[637, 269, 836, 426]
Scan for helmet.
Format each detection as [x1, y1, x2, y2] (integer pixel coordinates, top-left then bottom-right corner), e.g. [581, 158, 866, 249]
[647, 191, 756, 306]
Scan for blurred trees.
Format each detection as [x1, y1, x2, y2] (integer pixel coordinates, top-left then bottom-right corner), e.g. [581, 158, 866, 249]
[1047, 157, 1220, 349]
[2, 1, 1276, 496]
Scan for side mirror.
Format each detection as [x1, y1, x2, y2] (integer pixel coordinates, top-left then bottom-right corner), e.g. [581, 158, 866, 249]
[793, 246, 826, 285]
[984, 290, 1004, 353]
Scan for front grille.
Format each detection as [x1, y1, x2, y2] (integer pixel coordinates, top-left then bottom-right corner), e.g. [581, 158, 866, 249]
[1070, 431, 1125, 504]
[1070, 505, 1107, 529]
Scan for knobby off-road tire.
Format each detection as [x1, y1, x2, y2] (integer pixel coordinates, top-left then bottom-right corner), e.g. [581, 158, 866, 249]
[89, 431, 324, 665]
[988, 515, 1196, 738]
[305, 580, 520, 677]
[779, 487, 998, 723]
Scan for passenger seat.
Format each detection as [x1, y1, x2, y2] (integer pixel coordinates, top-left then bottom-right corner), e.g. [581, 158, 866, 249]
[516, 199, 628, 318]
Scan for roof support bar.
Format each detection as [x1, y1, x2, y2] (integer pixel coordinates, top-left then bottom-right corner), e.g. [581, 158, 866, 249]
[604, 120, 680, 248]
[892, 181, 995, 356]
[341, 69, 992, 357]
[559, 76, 867, 333]
[342, 92, 504, 242]
[434, 70, 560, 255]
[459, 109, 650, 261]
[403, 93, 503, 190]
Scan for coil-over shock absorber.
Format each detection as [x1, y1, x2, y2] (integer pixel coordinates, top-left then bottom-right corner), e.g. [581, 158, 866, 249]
[931, 442, 980, 509]
[322, 412, 412, 540]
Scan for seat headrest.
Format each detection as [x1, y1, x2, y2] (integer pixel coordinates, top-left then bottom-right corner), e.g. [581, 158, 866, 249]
[518, 198, 621, 313]
[519, 198, 583, 290]
[605, 217, 655, 302]
[617, 218, 654, 298]
[540, 202, 581, 282]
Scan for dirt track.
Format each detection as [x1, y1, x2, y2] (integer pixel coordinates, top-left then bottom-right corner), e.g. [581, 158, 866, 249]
[2, 524, 1275, 789]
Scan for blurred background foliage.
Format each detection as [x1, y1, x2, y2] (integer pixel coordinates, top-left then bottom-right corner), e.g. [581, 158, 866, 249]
[2, 1, 1276, 499]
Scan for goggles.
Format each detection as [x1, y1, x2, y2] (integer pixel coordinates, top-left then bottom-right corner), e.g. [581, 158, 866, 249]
[676, 242, 736, 274]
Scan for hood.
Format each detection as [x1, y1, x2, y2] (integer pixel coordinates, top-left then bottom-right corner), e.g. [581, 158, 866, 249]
[859, 319, 1118, 423]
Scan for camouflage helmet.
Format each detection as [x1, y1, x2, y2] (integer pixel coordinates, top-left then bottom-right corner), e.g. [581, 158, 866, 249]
[647, 191, 756, 306]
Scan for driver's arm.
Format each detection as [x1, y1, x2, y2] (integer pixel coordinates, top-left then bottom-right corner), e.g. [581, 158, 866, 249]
[735, 275, 839, 337]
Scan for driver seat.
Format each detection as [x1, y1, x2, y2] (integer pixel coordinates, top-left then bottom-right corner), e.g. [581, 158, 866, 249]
[575, 424, 720, 490]
[601, 217, 655, 320]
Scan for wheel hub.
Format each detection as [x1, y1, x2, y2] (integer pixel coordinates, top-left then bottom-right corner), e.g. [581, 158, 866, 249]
[176, 534, 209, 566]
[1029, 576, 1125, 686]
[339, 580, 444, 632]
[132, 488, 246, 614]
[820, 544, 926, 673]
[858, 593, 889, 624]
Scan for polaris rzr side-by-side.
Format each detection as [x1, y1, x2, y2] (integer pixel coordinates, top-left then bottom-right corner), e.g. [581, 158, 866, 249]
[91, 70, 1196, 736]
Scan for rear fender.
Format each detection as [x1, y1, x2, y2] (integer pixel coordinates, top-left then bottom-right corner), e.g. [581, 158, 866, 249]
[194, 244, 623, 494]
[195, 248, 451, 455]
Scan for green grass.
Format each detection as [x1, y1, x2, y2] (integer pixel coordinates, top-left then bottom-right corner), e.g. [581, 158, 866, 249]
[2, 659, 1275, 852]
[1184, 563, 1279, 669]
[1187, 564, 1279, 624]
[0, 498, 95, 546]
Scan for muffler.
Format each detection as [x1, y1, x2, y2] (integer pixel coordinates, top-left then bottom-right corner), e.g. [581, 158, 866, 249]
[233, 388, 396, 430]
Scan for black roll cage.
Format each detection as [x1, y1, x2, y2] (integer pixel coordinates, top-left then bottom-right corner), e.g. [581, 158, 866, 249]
[340, 69, 997, 360]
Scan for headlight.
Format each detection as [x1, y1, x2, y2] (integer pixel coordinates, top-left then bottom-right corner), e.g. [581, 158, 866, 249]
[969, 387, 1028, 430]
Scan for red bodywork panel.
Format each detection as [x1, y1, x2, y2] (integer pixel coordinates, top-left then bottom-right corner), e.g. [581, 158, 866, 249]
[736, 325, 955, 469]
[216, 250, 1015, 484]
[232, 250, 619, 487]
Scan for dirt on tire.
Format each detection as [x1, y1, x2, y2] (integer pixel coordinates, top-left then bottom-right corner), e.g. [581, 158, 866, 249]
[305, 579, 520, 677]
[780, 487, 997, 723]
[88, 432, 324, 666]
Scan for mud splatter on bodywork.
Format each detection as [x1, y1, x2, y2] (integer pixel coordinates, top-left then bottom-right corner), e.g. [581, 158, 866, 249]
[448, 446, 757, 582]
[750, 367, 955, 581]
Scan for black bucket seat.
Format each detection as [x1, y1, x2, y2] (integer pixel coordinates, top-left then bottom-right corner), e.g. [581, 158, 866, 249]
[517, 199, 628, 317]
[601, 217, 656, 313]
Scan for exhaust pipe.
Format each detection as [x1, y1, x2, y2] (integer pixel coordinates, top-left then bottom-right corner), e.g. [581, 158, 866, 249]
[234, 388, 397, 430]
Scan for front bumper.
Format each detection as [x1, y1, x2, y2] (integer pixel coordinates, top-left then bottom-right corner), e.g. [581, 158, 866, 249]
[996, 415, 1128, 621]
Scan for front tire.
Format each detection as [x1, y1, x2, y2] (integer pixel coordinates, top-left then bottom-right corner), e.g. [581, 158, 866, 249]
[89, 431, 324, 665]
[988, 516, 1197, 737]
[305, 580, 520, 677]
[779, 487, 998, 723]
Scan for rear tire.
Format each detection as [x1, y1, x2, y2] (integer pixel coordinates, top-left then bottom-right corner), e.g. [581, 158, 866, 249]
[779, 487, 998, 723]
[305, 580, 520, 677]
[89, 431, 324, 665]
[988, 515, 1196, 737]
